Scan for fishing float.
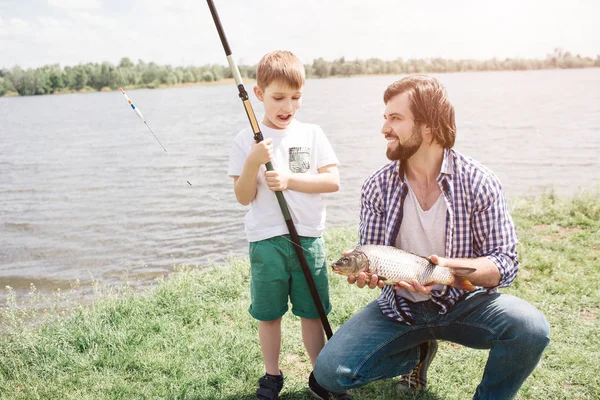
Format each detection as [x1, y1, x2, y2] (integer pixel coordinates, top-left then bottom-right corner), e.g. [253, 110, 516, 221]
[206, 0, 333, 339]
[119, 87, 168, 153]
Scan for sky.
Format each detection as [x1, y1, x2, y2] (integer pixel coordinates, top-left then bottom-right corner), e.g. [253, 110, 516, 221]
[0, 0, 598, 70]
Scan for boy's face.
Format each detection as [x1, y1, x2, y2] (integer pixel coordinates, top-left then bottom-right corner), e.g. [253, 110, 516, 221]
[254, 80, 303, 130]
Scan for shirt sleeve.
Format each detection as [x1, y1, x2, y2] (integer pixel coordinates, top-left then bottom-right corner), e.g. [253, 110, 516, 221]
[227, 133, 248, 178]
[359, 174, 387, 246]
[471, 175, 519, 288]
[314, 126, 340, 169]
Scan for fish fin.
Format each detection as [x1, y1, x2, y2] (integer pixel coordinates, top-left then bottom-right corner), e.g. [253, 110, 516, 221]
[452, 276, 476, 291]
[378, 276, 387, 281]
[446, 266, 476, 276]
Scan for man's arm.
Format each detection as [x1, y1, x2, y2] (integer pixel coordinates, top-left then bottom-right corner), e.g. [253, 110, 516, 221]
[348, 175, 388, 289]
[264, 164, 340, 193]
[430, 255, 500, 288]
[470, 175, 519, 288]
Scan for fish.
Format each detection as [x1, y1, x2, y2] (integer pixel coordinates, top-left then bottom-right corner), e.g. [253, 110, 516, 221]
[331, 245, 476, 291]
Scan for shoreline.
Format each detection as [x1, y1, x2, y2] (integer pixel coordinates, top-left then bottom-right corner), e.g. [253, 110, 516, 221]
[2, 190, 598, 314]
[0, 77, 246, 97]
[3, 66, 599, 98]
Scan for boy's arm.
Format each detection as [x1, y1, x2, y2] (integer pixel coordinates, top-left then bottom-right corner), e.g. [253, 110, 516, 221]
[264, 164, 340, 194]
[232, 161, 260, 206]
[233, 139, 273, 205]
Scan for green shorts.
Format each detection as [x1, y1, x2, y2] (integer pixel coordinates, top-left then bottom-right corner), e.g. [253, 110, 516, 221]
[248, 235, 332, 321]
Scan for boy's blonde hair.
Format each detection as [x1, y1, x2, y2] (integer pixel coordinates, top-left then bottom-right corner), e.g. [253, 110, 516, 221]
[256, 50, 305, 90]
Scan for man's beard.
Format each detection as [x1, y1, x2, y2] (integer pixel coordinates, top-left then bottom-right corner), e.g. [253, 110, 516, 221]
[386, 125, 423, 161]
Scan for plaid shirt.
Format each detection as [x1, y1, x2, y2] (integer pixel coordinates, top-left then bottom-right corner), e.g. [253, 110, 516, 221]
[359, 149, 519, 324]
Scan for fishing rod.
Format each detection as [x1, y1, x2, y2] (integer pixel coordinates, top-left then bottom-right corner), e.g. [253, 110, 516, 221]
[206, 0, 333, 339]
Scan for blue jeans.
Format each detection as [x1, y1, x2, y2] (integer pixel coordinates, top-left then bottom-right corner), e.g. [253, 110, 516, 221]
[313, 291, 550, 400]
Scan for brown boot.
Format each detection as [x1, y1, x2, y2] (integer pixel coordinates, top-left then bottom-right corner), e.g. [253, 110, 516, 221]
[397, 340, 438, 392]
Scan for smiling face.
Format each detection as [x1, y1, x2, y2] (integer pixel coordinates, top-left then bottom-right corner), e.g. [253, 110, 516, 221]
[254, 80, 303, 130]
[381, 91, 424, 161]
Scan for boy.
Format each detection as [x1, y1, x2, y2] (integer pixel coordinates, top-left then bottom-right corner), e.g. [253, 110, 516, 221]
[227, 51, 350, 400]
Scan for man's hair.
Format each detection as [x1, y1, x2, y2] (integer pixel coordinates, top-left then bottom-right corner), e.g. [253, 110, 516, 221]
[256, 50, 305, 90]
[383, 75, 456, 148]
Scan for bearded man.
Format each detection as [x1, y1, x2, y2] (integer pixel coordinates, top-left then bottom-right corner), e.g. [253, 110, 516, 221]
[313, 75, 550, 400]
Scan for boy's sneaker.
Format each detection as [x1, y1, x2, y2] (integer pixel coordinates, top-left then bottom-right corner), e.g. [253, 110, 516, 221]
[396, 340, 438, 392]
[256, 371, 284, 400]
[308, 371, 352, 400]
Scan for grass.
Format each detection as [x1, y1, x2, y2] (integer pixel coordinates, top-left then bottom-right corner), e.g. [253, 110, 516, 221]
[1, 192, 599, 399]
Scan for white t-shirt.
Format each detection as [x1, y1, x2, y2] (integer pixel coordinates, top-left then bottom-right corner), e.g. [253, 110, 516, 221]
[394, 182, 447, 302]
[227, 119, 339, 242]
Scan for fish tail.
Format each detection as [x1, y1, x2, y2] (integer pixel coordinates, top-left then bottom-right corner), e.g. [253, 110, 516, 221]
[452, 276, 476, 291]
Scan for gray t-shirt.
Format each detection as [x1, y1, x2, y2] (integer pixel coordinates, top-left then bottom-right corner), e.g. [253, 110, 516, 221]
[394, 182, 447, 302]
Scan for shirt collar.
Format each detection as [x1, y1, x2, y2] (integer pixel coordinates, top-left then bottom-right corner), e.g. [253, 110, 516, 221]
[394, 148, 454, 183]
[440, 148, 453, 177]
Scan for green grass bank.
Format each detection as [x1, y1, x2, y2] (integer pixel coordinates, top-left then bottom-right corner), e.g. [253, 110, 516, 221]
[1, 192, 599, 399]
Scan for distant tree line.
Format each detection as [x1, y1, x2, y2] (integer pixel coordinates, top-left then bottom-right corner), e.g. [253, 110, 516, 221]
[1, 49, 598, 97]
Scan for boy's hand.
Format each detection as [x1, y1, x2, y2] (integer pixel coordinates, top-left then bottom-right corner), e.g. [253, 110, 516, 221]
[265, 169, 291, 191]
[247, 138, 273, 167]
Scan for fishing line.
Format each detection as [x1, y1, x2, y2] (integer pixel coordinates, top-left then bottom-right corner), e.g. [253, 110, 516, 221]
[114, 47, 321, 276]
[186, 181, 225, 203]
[118, 70, 224, 200]
[186, 180, 318, 257]
[118, 67, 168, 153]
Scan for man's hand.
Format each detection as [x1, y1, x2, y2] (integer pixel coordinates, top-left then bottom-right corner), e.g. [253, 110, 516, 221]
[392, 254, 446, 294]
[347, 272, 386, 289]
[428, 253, 498, 288]
[265, 169, 291, 191]
[342, 248, 385, 289]
[393, 280, 436, 295]
[430, 254, 448, 268]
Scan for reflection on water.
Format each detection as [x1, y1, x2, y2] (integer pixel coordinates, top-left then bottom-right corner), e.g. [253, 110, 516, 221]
[1, 68, 599, 307]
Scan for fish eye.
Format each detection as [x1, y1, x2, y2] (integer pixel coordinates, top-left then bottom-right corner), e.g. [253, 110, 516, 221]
[342, 257, 349, 264]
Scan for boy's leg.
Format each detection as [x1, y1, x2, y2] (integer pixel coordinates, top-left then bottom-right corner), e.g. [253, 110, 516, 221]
[300, 317, 325, 366]
[249, 238, 291, 379]
[313, 301, 434, 393]
[259, 318, 283, 375]
[248, 238, 290, 322]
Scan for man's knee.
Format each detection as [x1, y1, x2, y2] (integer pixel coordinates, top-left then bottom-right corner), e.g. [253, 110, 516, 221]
[525, 312, 550, 353]
[507, 300, 551, 354]
[313, 349, 350, 392]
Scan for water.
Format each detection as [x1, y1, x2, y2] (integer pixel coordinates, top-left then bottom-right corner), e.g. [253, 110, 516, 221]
[1, 69, 599, 307]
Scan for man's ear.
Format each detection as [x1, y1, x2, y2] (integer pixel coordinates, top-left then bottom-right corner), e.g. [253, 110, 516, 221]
[421, 124, 435, 144]
[253, 85, 263, 101]
[421, 124, 432, 136]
